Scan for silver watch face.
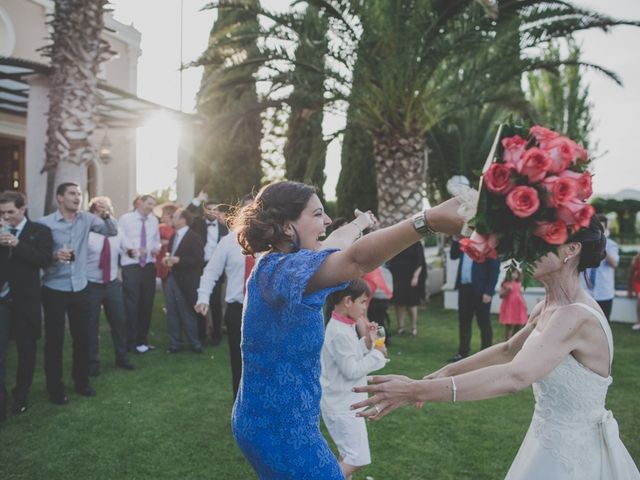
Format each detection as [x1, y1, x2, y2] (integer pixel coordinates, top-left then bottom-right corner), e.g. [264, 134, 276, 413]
[414, 214, 426, 231]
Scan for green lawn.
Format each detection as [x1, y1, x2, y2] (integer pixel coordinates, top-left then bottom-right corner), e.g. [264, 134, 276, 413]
[1, 293, 638, 479]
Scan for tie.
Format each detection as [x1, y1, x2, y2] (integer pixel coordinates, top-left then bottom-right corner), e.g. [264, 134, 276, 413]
[244, 255, 255, 295]
[99, 236, 111, 284]
[10, 228, 17, 236]
[589, 268, 597, 289]
[207, 221, 216, 227]
[139, 217, 147, 267]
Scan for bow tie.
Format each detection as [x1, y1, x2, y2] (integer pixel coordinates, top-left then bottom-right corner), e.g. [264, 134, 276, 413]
[206, 221, 217, 227]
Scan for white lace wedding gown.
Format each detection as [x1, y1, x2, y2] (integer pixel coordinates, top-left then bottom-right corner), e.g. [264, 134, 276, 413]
[505, 303, 640, 479]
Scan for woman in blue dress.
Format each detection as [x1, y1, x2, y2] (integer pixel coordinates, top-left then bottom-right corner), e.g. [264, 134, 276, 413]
[230, 181, 464, 479]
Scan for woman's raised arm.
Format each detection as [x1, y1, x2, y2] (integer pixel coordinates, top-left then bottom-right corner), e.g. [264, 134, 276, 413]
[307, 198, 464, 293]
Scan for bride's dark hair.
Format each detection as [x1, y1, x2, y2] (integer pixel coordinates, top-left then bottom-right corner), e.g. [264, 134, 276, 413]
[568, 214, 606, 272]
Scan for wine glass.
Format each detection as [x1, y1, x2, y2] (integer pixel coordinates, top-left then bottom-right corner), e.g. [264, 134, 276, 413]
[374, 325, 386, 348]
[61, 242, 75, 263]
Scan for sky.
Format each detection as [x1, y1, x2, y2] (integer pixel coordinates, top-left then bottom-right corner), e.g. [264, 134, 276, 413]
[109, 0, 640, 200]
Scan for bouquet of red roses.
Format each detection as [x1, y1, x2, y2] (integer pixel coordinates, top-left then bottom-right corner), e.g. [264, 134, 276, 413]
[460, 123, 595, 279]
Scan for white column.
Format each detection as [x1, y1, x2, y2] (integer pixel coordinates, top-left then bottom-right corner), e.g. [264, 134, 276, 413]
[24, 74, 49, 218]
[176, 121, 194, 206]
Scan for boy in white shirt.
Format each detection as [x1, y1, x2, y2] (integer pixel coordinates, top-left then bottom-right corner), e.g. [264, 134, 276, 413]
[320, 279, 388, 480]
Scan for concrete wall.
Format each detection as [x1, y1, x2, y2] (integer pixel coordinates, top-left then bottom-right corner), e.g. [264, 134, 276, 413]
[443, 251, 637, 324]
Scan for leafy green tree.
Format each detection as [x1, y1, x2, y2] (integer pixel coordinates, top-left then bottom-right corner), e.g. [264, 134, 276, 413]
[283, 6, 328, 199]
[195, 0, 263, 204]
[526, 38, 598, 149]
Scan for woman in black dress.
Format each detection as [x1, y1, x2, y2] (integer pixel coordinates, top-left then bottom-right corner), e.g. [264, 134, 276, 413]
[388, 241, 427, 336]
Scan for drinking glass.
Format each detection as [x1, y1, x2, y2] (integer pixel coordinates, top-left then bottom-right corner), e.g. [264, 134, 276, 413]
[374, 325, 386, 348]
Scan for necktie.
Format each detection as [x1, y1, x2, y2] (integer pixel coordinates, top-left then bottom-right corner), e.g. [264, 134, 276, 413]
[244, 255, 255, 295]
[139, 217, 147, 267]
[589, 268, 597, 289]
[99, 236, 111, 284]
[10, 228, 17, 236]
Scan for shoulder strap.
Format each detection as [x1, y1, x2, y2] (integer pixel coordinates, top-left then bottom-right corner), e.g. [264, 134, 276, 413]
[572, 302, 613, 370]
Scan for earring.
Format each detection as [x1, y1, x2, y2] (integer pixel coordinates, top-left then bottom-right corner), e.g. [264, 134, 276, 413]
[563, 257, 569, 264]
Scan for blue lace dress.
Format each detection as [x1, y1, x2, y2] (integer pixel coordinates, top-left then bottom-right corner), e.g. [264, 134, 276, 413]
[232, 249, 348, 479]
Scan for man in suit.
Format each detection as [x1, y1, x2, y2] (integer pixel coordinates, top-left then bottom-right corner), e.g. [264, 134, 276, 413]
[0, 191, 53, 420]
[163, 208, 205, 353]
[186, 191, 228, 345]
[449, 239, 501, 362]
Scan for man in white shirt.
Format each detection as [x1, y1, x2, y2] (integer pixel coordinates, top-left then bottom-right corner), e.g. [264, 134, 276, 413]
[187, 191, 228, 346]
[118, 194, 161, 353]
[582, 215, 619, 321]
[195, 194, 252, 397]
[86, 197, 135, 376]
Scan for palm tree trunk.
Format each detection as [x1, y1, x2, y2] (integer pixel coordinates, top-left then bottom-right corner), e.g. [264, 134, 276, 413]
[41, 0, 111, 214]
[373, 129, 427, 226]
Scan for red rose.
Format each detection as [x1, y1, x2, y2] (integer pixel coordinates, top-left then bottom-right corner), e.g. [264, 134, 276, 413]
[543, 136, 580, 174]
[541, 176, 577, 208]
[483, 163, 514, 195]
[459, 232, 498, 263]
[559, 170, 592, 201]
[529, 125, 560, 147]
[502, 135, 527, 167]
[506, 186, 540, 218]
[517, 148, 550, 183]
[557, 199, 595, 229]
[533, 220, 569, 245]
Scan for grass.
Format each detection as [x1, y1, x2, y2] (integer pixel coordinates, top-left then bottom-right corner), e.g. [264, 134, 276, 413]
[1, 293, 638, 479]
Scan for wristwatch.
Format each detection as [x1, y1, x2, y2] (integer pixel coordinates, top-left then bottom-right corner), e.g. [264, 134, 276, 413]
[412, 211, 436, 235]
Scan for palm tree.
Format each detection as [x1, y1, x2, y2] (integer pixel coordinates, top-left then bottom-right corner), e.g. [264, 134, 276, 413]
[199, 0, 638, 224]
[41, 0, 112, 214]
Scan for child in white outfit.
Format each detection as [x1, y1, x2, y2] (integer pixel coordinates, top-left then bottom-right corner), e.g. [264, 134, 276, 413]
[320, 278, 388, 480]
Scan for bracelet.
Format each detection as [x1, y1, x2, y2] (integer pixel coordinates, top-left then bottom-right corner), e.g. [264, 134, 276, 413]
[450, 376, 457, 403]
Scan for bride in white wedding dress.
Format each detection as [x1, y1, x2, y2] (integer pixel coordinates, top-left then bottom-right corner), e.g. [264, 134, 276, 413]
[352, 216, 640, 479]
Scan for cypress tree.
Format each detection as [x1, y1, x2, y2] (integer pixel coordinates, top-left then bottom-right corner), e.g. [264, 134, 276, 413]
[283, 6, 328, 200]
[195, 0, 263, 204]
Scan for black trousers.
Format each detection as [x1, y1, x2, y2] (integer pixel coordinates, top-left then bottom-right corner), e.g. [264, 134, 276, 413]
[86, 280, 129, 368]
[596, 299, 613, 322]
[122, 264, 157, 349]
[199, 278, 224, 343]
[42, 287, 91, 396]
[0, 298, 39, 403]
[225, 302, 243, 399]
[457, 284, 493, 357]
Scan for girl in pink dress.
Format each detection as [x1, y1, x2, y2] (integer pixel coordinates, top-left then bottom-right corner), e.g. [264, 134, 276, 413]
[499, 269, 528, 340]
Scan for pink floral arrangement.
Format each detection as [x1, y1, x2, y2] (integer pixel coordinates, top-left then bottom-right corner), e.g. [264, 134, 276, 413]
[460, 124, 594, 277]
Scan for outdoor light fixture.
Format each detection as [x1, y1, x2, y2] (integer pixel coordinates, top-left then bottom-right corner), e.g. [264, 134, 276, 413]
[99, 131, 112, 164]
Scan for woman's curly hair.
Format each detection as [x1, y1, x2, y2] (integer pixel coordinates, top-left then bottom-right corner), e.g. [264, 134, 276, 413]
[228, 181, 316, 255]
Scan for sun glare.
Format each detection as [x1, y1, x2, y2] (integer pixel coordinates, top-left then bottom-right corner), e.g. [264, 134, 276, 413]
[136, 112, 181, 198]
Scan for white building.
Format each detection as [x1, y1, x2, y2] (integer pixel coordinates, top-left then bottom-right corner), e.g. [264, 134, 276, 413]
[0, 0, 196, 216]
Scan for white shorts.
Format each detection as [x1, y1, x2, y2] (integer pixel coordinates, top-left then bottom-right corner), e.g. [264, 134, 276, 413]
[322, 411, 371, 467]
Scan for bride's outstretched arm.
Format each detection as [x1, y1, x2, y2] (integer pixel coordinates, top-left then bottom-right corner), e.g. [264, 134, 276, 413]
[424, 303, 543, 379]
[352, 305, 588, 420]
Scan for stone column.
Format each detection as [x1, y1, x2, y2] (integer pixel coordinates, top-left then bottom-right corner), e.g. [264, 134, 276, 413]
[176, 120, 195, 206]
[24, 74, 49, 218]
